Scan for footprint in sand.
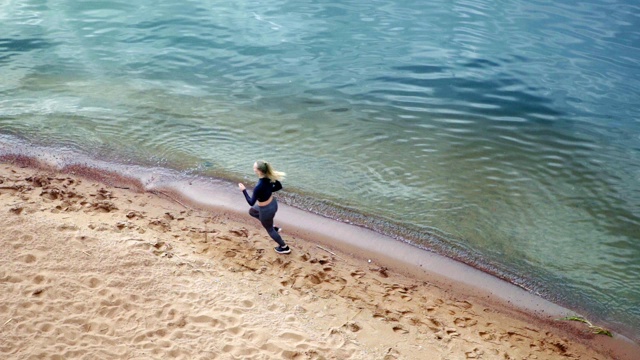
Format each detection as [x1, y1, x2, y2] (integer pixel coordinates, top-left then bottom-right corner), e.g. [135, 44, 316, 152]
[428, 317, 443, 329]
[228, 344, 262, 358]
[343, 321, 361, 333]
[501, 330, 533, 344]
[239, 299, 255, 309]
[188, 314, 224, 329]
[452, 300, 473, 310]
[89, 200, 118, 213]
[279, 331, 306, 343]
[39, 322, 54, 333]
[20, 253, 37, 264]
[465, 347, 484, 359]
[86, 277, 102, 289]
[148, 218, 170, 231]
[392, 325, 409, 334]
[305, 273, 323, 285]
[454, 317, 478, 328]
[57, 223, 80, 232]
[479, 330, 497, 342]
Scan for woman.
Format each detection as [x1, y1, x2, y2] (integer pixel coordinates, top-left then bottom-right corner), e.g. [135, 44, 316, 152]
[238, 160, 291, 254]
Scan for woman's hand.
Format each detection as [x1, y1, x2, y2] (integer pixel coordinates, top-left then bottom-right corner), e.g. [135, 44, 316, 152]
[238, 183, 246, 191]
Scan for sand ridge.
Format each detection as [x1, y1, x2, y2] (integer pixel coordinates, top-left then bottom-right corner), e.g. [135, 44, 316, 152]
[0, 163, 631, 359]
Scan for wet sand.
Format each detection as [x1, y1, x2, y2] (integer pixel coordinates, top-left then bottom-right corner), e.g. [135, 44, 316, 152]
[1, 159, 637, 359]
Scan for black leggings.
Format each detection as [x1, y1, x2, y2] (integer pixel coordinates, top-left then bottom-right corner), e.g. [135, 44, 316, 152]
[249, 198, 286, 247]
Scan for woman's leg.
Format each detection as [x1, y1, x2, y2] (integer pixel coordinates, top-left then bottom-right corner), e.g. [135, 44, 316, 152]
[258, 200, 287, 248]
[249, 205, 260, 219]
[252, 205, 280, 232]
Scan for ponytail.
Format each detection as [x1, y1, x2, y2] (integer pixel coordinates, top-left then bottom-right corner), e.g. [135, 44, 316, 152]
[256, 160, 286, 182]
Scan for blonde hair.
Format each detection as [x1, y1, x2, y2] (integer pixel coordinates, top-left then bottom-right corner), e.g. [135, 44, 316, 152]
[256, 160, 286, 182]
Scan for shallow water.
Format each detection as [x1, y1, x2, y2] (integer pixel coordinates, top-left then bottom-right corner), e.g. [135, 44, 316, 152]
[1, 0, 639, 337]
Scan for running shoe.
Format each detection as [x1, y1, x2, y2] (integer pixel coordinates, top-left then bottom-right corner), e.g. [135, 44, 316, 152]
[274, 245, 291, 254]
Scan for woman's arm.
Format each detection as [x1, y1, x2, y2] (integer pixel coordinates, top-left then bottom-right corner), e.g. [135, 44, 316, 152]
[242, 189, 256, 205]
[272, 180, 283, 192]
[239, 182, 256, 205]
[240, 181, 263, 206]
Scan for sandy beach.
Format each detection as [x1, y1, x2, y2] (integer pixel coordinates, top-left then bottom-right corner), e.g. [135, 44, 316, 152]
[0, 159, 637, 360]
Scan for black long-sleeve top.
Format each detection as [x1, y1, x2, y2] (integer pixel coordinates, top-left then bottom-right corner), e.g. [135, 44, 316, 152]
[243, 178, 282, 206]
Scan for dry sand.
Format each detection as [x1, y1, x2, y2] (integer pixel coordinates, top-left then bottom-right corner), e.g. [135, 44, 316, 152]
[0, 161, 637, 359]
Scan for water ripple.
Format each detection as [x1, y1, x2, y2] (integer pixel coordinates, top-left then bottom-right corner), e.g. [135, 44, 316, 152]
[1, 0, 639, 339]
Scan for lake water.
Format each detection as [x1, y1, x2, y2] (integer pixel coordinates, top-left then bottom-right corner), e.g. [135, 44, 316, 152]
[1, 0, 639, 339]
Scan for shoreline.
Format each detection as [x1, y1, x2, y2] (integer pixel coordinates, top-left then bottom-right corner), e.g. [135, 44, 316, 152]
[0, 155, 638, 358]
[0, 137, 640, 338]
[1, 137, 636, 340]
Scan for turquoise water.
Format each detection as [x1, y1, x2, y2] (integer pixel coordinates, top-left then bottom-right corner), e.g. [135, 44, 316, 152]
[1, 0, 639, 338]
